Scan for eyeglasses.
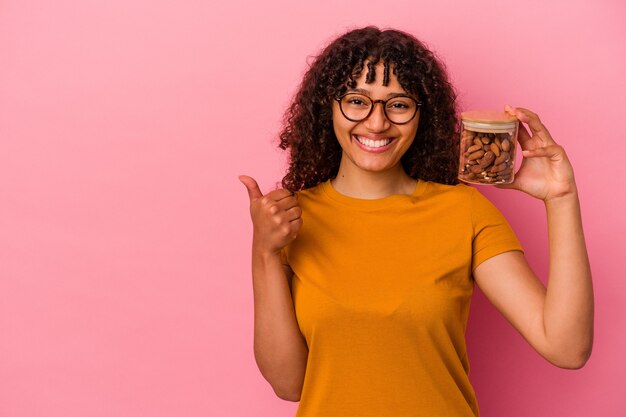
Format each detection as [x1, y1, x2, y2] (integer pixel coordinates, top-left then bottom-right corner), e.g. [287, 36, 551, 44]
[335, 93, 422, 125]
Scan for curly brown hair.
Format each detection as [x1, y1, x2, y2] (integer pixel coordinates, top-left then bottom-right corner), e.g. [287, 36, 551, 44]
[279, 26, 460, 192]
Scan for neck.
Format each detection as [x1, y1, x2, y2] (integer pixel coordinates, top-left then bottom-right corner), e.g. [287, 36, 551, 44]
[331, 160, 416, 199]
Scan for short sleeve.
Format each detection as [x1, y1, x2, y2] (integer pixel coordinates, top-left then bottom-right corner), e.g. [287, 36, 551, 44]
[470, 187, 524, 272]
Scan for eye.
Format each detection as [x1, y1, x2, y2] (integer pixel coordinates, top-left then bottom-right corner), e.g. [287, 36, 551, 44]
[386, 98, 414, 112]
[346, 98, 369, 106]
[342, 94, 371, 108]
[389, 102, 409, 109]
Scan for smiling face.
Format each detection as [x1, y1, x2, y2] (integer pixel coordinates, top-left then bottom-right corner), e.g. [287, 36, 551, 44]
[332, 61, 420, 176]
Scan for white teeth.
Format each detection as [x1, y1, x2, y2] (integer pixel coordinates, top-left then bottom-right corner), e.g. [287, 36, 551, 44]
[356, 136, 391, 148]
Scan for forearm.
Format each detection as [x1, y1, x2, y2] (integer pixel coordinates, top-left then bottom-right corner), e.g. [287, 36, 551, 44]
[543, 191, 594, 367]
[252, 247, 308, 401]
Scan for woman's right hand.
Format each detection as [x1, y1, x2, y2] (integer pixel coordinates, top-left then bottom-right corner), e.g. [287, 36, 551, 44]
[239, 175, 302, 256]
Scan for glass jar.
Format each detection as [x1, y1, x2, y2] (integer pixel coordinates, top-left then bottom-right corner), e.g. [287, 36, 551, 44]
[458, 111, 519, 185]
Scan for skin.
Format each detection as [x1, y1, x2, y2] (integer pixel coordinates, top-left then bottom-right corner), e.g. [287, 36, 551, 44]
[239, 63, 594, 401]
[473, 105, 593, 368]
[239, 176, 306, 400]
[330, 62, 420, 199]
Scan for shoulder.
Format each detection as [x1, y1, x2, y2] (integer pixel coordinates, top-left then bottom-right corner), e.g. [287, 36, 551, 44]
[422, 179, 473, 193]
[418, 181, 507, 223]
[294, 180, 328, 204]
[420, 180, 477, 205]
[295, 182, 325, 197]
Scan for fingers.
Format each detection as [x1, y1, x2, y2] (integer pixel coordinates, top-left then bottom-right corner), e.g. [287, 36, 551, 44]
[260, 190, 301, 221]
[504, 105, 556, 146]
[504, 104, 532, 150]
[271, 204, 302, 243]
[239, 175, 263, 201]
[268, 197, 301, 221]
[275, 195, 298, 210]
[239, 175, 297, 204]
[514, 107, 548, 137]
[522, 144, 565, 160]
[285, 205, 303, 222]
[290, 217, 303, 235]
[266, 188, 295, 202]
[241, 177, 302, 251]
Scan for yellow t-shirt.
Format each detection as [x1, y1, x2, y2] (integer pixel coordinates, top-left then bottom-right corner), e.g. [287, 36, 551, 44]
[283, 179, 524, 417]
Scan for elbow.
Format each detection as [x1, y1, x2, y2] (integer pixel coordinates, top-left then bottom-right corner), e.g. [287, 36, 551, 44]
[269, 371, 303, 402]
[560, 350, 592, 370]
[555, 358, 589, 370]
[275, 388, 301, 402]
[543, 327, 594, 370]
[550, 344, 593, 370]
[261, 364, 304, 402]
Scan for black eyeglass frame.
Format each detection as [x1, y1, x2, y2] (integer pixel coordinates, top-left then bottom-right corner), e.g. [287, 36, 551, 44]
[334, 93, 423, 125]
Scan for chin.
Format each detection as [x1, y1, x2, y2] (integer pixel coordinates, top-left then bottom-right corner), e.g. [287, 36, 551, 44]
[355, 160, 397, 173]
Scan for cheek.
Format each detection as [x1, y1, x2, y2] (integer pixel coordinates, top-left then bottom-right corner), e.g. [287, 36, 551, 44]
[332, 108, 354, 141]
[331, 102, 341, 126]
[333, 123, 353, 153]
[404, 121, 420, 143]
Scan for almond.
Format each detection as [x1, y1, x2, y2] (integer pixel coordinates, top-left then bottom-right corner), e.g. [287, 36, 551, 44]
[479, 151, 495, 168]
[490, 143, 501, 157]
[468, 150, 485, 161]
[467, 144, 482, 153]
[469, 165, 484, 174]
[494, 151, 510, 165]
[497, 167, 513, 177]
[489, 163, 507, 173]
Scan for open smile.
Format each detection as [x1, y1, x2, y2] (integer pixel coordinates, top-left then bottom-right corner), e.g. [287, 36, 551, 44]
[352, 134, 396, 153]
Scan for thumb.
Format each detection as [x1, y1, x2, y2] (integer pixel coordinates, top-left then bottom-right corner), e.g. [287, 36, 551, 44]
[238, 175, 263, 201]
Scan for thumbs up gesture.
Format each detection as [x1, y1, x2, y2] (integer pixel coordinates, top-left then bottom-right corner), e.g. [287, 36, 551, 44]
[239, 175, 303, 256]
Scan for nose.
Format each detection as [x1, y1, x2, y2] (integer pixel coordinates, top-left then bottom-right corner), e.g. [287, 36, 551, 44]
[363, 101, 391, 131]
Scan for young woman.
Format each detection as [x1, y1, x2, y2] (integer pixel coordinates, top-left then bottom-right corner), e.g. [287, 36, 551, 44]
[239, 26, 593, 417]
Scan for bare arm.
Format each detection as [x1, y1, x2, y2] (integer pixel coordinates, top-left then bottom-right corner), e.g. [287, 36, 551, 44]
[240, 175, 308, 401]
[252, 251, 308, 401]
[473, 106, 593, 369]
[474, 195, 593, 368]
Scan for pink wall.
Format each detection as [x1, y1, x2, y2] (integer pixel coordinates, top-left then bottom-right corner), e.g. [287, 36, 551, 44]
[1, 0, 624, 416]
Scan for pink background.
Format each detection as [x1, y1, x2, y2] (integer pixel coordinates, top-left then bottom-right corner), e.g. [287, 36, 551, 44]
[1, 0, 624, 416]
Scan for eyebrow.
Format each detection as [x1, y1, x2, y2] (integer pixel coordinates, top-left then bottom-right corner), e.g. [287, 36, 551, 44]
[347, 87, 412, 99]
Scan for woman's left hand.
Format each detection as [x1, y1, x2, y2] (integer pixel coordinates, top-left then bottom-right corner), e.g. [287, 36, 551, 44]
[497, 105, 577, 202]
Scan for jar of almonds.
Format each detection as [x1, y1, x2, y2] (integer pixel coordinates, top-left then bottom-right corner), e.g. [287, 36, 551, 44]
[458, 111, 519, 185]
